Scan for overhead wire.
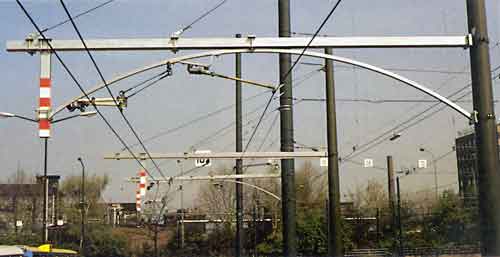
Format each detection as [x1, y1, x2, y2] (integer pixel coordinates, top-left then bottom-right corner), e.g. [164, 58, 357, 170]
[151, 67, 324, 176]
[59, 0, 168, 180]
[171, 0, 228, 37]
[242, 0, 345, 152]
[150, 67, 324, 166]
[256, 112, 280, 152]
[340, 41, 500, 161]
[297, 62, 470, 75]
[38, 0, 115, 34]
[121, 70, 169, 96]
[153, 0, 235, 203]
[123, 83, 268, 152]
[341, 67, 500, 163]
[124, 67, 323, 153]
[126, 73, 171, 99]
[287, 97, 497, 104]
[15, 0, 158, 181]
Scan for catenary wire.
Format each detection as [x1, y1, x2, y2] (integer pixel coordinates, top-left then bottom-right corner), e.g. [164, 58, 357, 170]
[297, 61, 470, 75]
[60, 0, 168, 180]
[341, 42, 500, 158]
[121, 70, 169, 95]
[127, 73, 171, 98]
[342, 70, 500, 163]
[287, 97, 498, 104]
[124, 67, 322, 152]
[256, 112, 280, 152]
[151, 68, 323, 176]
[16, 0, 158, 181]
[243, 0, 344, 152]
[38, 0, 115, 34]
[172, 0, 228, 37]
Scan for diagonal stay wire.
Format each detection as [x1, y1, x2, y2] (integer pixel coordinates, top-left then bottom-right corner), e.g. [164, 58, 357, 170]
[60, 0, 168, 180]
[38, 0, 115, 34]
[127, 72, 170, 98]
[243, 0, 344, 152]
[121, 70, 169, 95]
[281, 0, 343, 81]
[172, 0, 228, 36]
[16, 0, 158, 180]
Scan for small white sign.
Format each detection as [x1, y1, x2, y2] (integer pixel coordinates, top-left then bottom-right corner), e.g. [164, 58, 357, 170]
[364, 158, 374, 168]
[57, 220, 64, 226]
[195, 150, 212, 167]
[16, 220, 23, 227]
[418, 159, 428, 169]
[320, 157, 328, 167]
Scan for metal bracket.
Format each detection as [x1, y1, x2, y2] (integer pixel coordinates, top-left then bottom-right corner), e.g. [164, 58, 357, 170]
[169, 34, 179, 54]
[247, 35, 256, 51]
[66, 96, 128, 112]
[278, 104, 292, 111]
[465, 34, 474, 49]
[470, 110, 479, 125]
[36, 107, 51, 120]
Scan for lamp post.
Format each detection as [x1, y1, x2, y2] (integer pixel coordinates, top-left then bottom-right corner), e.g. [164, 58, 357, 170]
[77, 157, 86, 257]
[419, 147, 438, 202]
[1, 110, 96, 243]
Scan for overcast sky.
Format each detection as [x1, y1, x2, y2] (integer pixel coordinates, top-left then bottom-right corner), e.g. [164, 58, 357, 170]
[1, 0, 500, 207]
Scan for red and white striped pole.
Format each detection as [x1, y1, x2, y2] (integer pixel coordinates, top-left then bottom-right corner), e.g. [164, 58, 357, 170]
[139, 169, 147, 197]
[38, 50, 51, 138]
[136, 189, 141, 212]
[39, 45, 52, 243]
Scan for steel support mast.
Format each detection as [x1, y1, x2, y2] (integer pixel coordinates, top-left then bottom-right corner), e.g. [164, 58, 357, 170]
[235, 33, 244, 257]
[324, 48, 342, 256]
[279, 1, 297, 256]
[466, 0, 500, 255]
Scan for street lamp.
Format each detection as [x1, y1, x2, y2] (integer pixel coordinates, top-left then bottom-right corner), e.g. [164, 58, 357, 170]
[77, 157, 86, 257]
[0, 112, 37, 122]
[419, 147, 438, 202]
[1, 110, 96, 243]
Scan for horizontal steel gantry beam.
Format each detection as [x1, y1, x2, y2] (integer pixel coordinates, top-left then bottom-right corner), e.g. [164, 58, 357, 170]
[105, 151, 327, 160]
[126, 173, 281, 183]
[7, 35, 472, 52]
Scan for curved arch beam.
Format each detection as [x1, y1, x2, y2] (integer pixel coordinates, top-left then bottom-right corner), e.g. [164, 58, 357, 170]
[219, 179, 281, 201]
[51, 49, 471, 119]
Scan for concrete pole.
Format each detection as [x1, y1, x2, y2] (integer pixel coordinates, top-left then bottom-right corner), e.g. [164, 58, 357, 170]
[386, 156, 396, 232]
[235, 33, 244, 257]
[179, 161, 185, 249]
[466, 0, 500, 255]
[396, 177, 403, 257]
[278, 0, 297, 256]
[324, 48, 343, 257]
